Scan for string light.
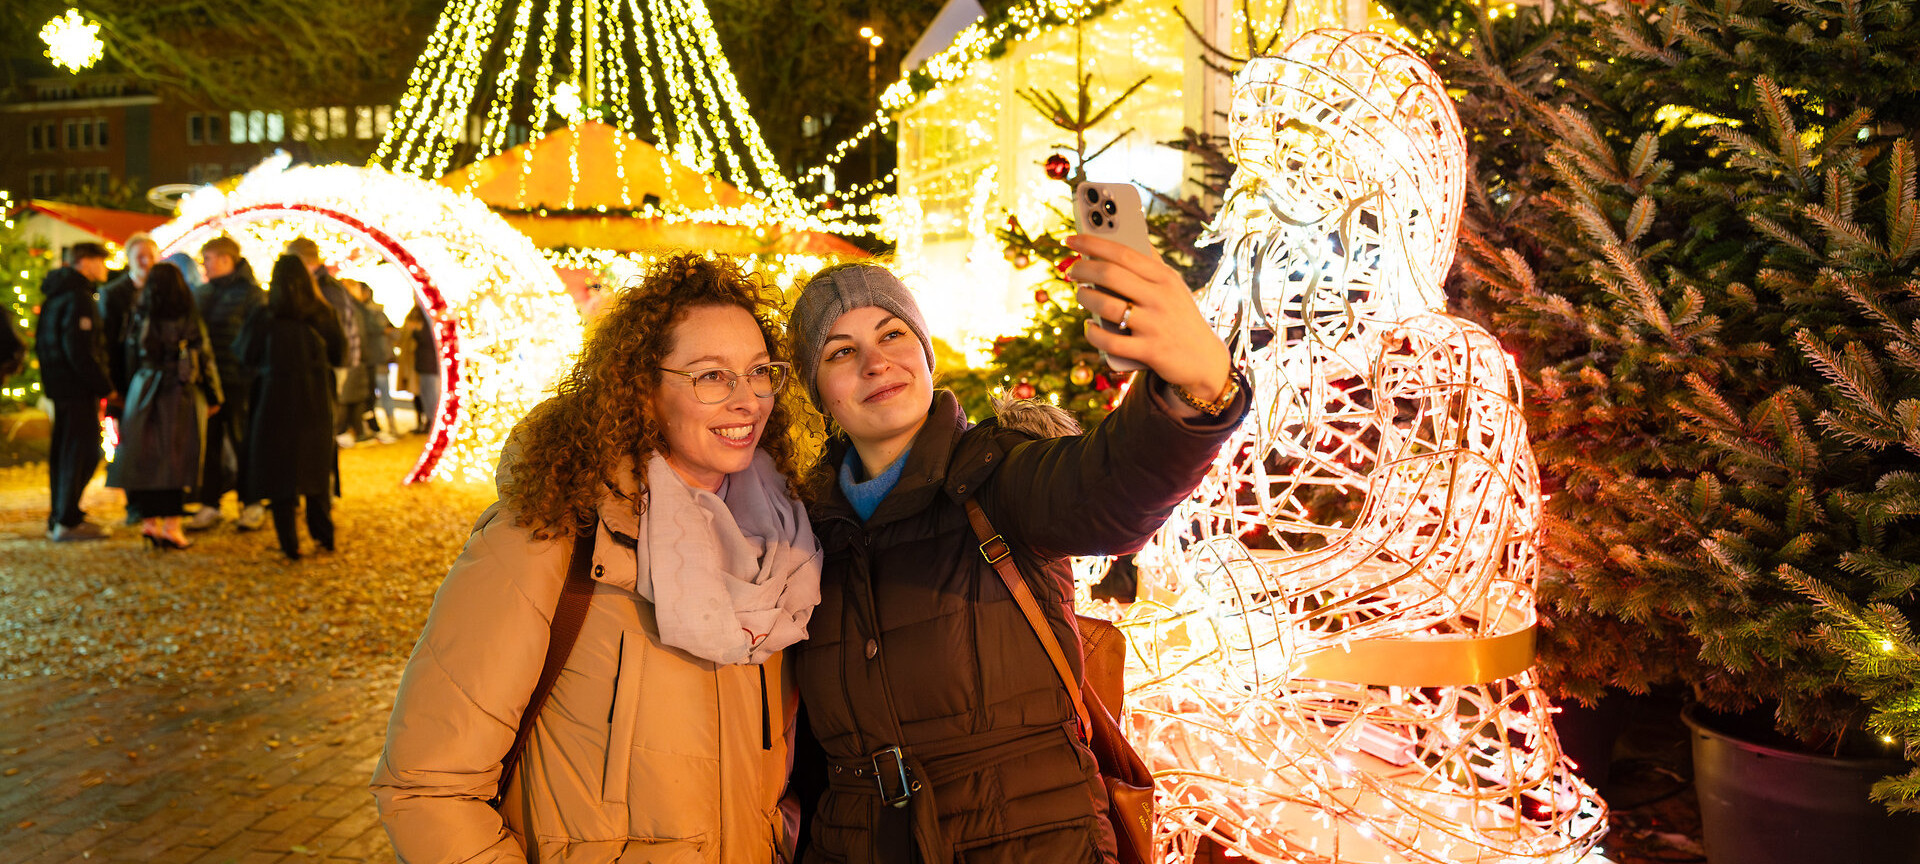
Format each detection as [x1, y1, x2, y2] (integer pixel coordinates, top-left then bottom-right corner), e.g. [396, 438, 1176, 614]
[150, 155, 582, 485]
[40, 10, 104, 74]
[372, 0, 883, 238]
[1076, 30, 1606, 862]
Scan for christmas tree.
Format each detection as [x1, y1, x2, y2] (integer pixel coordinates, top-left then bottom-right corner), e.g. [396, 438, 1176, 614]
[1, 194, 55, 413]
[1386, 0, 1920, 771]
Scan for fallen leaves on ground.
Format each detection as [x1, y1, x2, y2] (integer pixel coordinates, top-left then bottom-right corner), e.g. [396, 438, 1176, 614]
[0, 441, 494, 691]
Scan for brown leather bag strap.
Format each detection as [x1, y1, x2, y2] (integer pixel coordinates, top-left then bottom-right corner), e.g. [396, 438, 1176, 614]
[492, 523, 598, 807]
[964, 498, 1091, 743]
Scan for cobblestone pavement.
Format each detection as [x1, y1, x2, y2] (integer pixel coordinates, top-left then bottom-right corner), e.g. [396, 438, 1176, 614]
[0, 440, 488, 863]
[1, 669, 401, 864]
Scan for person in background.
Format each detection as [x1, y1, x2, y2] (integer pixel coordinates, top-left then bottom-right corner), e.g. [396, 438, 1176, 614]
[400, 304, 440, 435]
[34, 242, 117, 542]
[234, 254, 345, 560]
[347, 279, 398, 444]
[107, 262, 222, 550]
[188, 235, 268, 532]
[285, 237, 366, 448]
[97, 233, 160, 416]
[161, 251, 204, 288]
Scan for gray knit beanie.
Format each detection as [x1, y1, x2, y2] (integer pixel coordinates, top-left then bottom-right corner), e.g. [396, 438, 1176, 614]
[789, 264, 935, 409]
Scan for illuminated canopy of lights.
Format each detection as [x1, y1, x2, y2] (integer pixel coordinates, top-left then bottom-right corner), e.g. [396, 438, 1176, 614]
[1085, 30, 1607, 863]
[40, 9, 105, 74]
[373, 0, 889, 234]
[152, 154, 582, 485]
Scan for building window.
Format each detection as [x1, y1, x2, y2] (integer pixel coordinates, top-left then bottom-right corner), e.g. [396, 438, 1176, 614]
[208, 114, 223, 142]
[307, 108, 327, 141]
[267, 112, 284, 142]
[189, 114, 204, 145]
[81, 120, 95, 149]
[229, 111, 246, 144]
[30, 124, 42, 152]
[97, 119, 108, 148]
[329, 107, 348, 140]
[375, 105, 392, 138]
[66, 120, 80, 149]
[355, 106, 373, 139]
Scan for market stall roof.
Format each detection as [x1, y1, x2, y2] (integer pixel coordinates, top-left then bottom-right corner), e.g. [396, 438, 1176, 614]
[904, 0, 985, 71]
[439, 119, 757, 212]
[13, 199, 169, 247]
[438, 120, 864, 258]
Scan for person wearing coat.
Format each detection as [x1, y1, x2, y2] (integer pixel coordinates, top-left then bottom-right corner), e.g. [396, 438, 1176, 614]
[372, 253, 822, 864]
[188, 235, 268, 532]
[34, 242, 117, 541]
[107, 262, 223, 550]
[233, 254, 346, 560]
[96, 233, 159, 419]
[784, 237, 1250, 864]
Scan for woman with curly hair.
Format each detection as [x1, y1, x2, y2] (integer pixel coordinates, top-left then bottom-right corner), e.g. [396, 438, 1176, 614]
[373, 253, 823, 863]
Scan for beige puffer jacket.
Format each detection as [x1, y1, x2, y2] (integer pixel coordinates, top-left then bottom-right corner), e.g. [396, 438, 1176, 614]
[371, 460, 798, 864]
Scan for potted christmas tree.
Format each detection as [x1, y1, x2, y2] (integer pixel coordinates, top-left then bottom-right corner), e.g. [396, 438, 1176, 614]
[1383, 0, 1920, 859]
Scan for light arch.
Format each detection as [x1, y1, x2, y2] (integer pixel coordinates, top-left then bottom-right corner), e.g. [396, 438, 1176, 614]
[153, 155, 581, 484]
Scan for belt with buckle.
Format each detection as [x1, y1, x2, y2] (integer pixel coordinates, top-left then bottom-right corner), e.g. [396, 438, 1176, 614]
[826, 745, 921, 808]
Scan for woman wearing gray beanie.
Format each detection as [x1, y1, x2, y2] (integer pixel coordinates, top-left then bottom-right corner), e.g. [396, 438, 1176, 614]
[787, 234, 1250, 864]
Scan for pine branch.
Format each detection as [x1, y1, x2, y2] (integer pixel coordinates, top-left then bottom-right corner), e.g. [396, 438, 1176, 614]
[1888, 140, 1919, 265]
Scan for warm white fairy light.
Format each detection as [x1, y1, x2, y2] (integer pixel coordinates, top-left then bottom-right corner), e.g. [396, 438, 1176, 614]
[373, 0, 881, 238]
[41, 10, 105, 74]
[1080, 30, 1607, 862]
[151, 155, 582, 485]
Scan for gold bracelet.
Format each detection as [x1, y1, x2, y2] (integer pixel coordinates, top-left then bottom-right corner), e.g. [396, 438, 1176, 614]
[1174, 372, 1240, 415]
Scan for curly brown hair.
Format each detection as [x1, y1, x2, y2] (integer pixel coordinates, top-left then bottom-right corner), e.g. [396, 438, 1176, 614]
[501, 254, 804, 540]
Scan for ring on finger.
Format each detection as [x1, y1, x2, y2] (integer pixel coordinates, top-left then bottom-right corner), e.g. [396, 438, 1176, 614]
[1118, 302, 1133, 329]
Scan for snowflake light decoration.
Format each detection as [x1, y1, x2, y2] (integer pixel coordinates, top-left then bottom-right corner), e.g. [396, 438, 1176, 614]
[41, 9, 104, 73]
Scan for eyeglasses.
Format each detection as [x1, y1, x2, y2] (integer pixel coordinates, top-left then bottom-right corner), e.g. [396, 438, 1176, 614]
[658, 362, 792, 404]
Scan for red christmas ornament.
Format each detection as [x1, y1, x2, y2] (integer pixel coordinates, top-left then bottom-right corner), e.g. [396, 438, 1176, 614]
[1033, 288, 1049, 304]
[1012, 254, 1032, 269]
[1012, 381, 1036, 400]
[1045, 154, 1072, 180]
[1093, 374, 1111, 392]
[992, 336, 1013, 356]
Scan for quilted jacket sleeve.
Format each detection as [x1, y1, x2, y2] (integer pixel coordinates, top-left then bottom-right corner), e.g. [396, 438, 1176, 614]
[370, 502, 568, 864]
[986, 371, 1248, 560]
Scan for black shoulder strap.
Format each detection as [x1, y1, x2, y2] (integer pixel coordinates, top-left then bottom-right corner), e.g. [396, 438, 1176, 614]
[491, 523, 598, 807]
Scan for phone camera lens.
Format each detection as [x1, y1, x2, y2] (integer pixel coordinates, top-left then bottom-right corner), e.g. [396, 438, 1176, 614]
[1090, 211, 1106, 228]
[1084, 187, 1100, 203]
[1102, 200, 1117, 215]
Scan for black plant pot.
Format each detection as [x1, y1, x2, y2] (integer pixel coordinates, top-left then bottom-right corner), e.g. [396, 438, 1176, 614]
[1554, 693, 1629, 791]
[1684, 704, 1920, 864]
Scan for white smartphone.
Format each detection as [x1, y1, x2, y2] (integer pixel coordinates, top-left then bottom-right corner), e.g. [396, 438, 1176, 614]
[1073, 181, 1154, 371]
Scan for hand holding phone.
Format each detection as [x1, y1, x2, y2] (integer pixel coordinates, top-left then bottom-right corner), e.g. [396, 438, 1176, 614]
[1073, 182, 1153, 372]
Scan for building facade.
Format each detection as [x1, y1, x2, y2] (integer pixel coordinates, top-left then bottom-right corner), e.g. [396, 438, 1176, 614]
[0, 73, 396, 206]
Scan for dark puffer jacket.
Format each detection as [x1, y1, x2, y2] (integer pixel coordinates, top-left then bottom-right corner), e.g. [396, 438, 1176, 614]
[195, 270, 266, 397]
[795, 377, 1247, 864]
[33, 267, 113, 402]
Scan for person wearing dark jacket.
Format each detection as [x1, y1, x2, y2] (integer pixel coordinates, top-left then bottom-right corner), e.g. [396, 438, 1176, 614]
[785, 236, 1249, 864]
[188, 235, 267, 531]
[286, 237, 365, 445]
[106, 263, 222, 550]
[34, 242, 117, 541]
[96, 233, 159, 417]
[234, 254, 346, 560]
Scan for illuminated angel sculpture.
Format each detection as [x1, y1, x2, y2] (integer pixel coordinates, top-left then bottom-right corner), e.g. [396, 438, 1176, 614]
[1106, 30, 1608, 863]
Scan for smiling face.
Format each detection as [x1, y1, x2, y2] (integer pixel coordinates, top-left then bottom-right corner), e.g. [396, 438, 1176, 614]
[814, 305, 934, 463]
[649, 304, 776, 493]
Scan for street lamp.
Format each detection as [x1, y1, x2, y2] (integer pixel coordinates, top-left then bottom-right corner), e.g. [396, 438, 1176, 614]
[41, 9, 105, 74]
[860, 26, 883, 183]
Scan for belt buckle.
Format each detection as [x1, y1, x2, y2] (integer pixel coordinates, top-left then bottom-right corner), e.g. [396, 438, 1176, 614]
[870, 746, 912, 808]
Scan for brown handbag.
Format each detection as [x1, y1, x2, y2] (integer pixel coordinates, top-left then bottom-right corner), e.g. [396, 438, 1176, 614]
[964, 499, 1156, 864]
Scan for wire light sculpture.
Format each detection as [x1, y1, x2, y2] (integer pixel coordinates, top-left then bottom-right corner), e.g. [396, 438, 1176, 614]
[1099, 30, 1609, 863]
